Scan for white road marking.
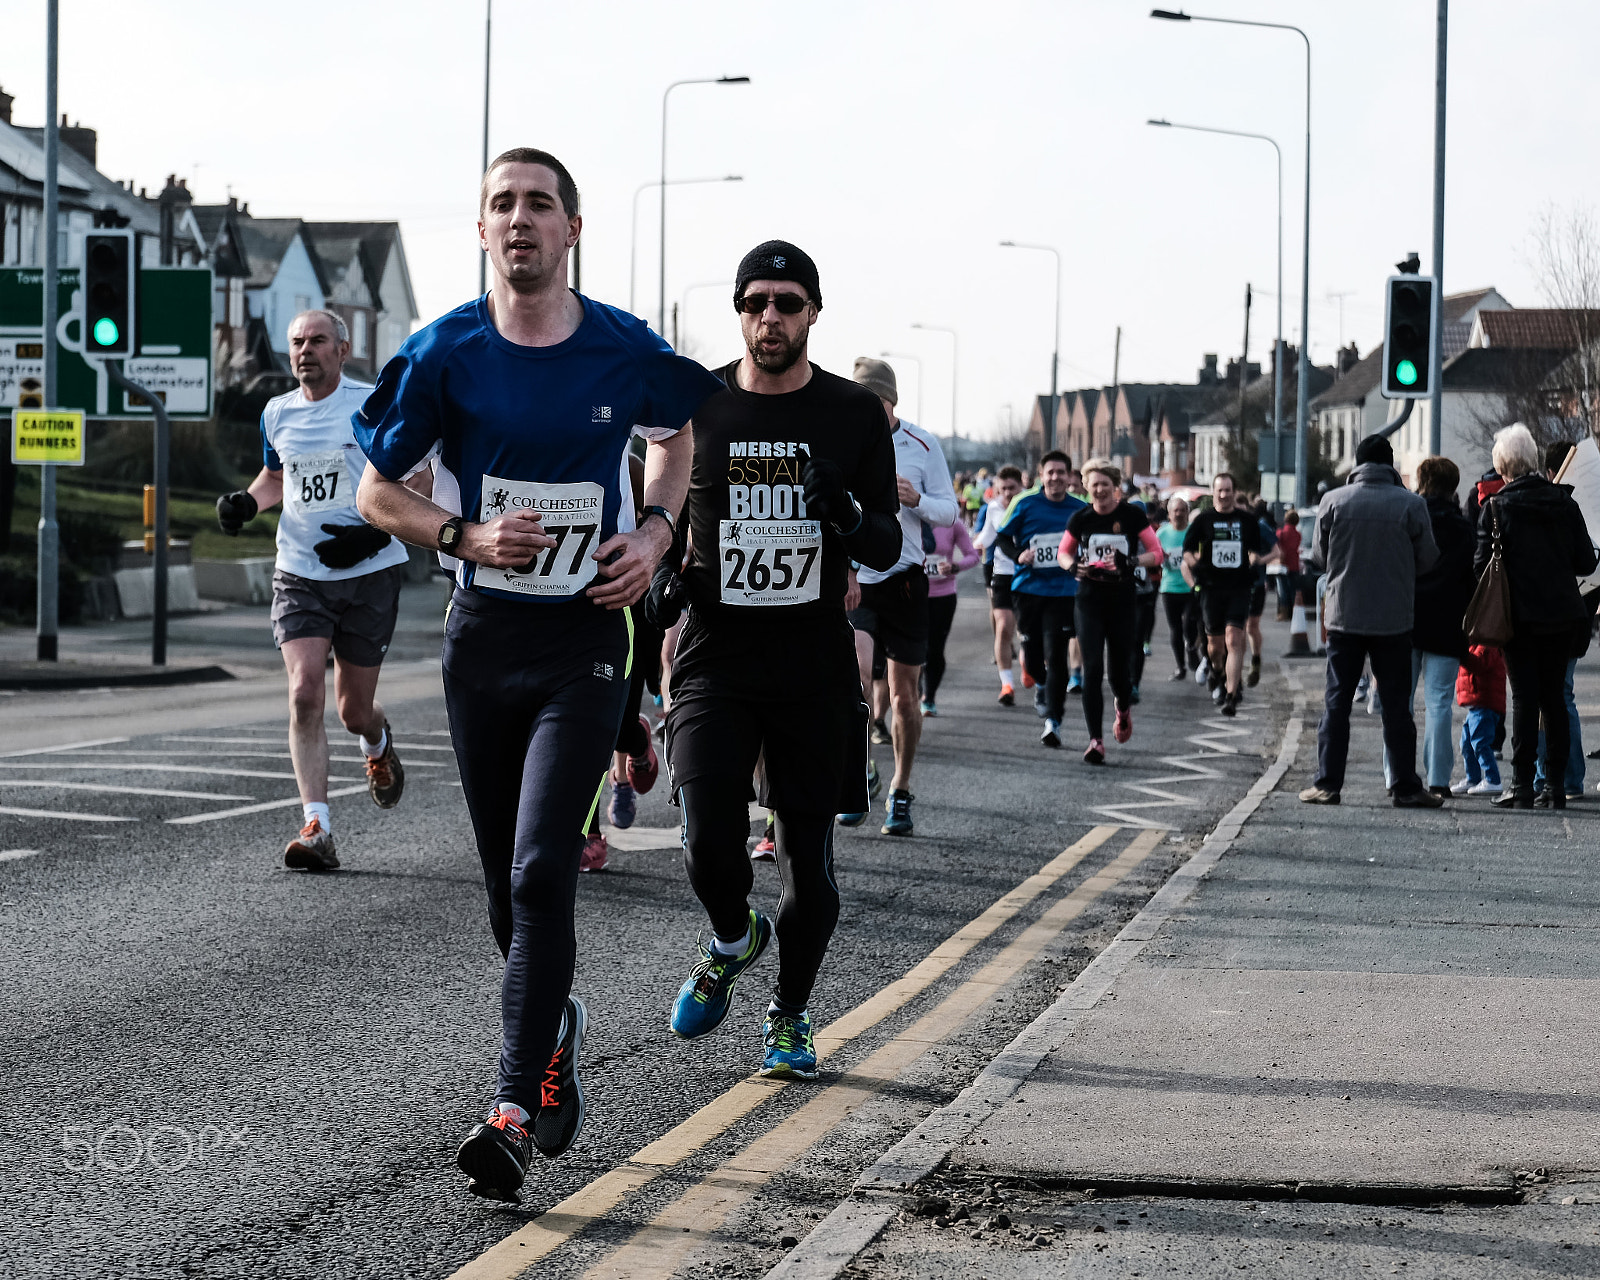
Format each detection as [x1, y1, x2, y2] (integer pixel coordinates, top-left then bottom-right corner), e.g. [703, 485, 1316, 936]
[0, 737, 130, 759]
[603, 826, 682, 852]
[1088, 718, 1258, 829]
[0, 849, 42, 862]
[0, 806, 134, 823]
[0, 763, 363, 782]
[62, 750, 444, 768]
[0, 781, 253, 801]
[161, 736, 457, 753]
[165, 783, 370, 826]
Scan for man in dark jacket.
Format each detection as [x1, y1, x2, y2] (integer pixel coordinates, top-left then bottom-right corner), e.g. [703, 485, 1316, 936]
[1301, 434, 1442, 807]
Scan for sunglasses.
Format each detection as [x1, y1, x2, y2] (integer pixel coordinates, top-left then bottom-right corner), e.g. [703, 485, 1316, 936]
[735, 292, 811, 316]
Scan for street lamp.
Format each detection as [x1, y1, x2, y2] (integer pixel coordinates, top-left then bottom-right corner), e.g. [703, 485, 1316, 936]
[999, 240, 1062, 450]
[1147, 118, 1283, 504]
[880, 350, 923, 425]
[660, 76, 750, 335]
[479, 0, 492, 296]
[630, 176, 741, 316]
[1152, 7, 1312, 508]
[911, 323, 958, 441]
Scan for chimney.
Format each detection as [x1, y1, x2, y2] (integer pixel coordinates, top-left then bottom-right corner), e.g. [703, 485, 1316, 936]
[1199, 353, 1220, 386]
[158, 174, 192, 266]
[0, 85, 14, 125]
[60, 118, 98, 166]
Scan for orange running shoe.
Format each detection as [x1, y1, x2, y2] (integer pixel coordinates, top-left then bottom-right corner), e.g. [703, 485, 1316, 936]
[364, 720, 405, 809]
[1020, 670, 1036, 689]
[997, 682, 1015, 706]
[284, 817, 338, 871]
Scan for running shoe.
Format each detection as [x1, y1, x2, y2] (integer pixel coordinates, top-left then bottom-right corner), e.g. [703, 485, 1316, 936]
[284, 817, 338, 872]
[534, 995, 589, 1158]
[998, 683, 1015, 706]
[1066, 669, 1084, 695]
[608, 780, 637, 829]
[1020, 669, 1036, 689]
[882, 790, 914, 836]
[626, 718, 660, 793]
[364, 720, 405, 809]
[920, 700, 938, 717]
[1247, 657, 1262, 688]
[1113, 703, 1133, 744]
[457, 1106, 533, 1202]
[867, 758, 882, 801]
[1298, 786, 1340, 804]
[837, 810, 867, 827]
[1143, 642, 1152, 657]
[1129, 684, 1141, 704]
[1034, 686, 1048, 717]
[1169, 667, 1187, 682]
[1449, 778, 1474, 796]
[760, 1007, 818, 1079]
[1040, 719, 1061, 748]
[669, 909, 773, 1040]
[1211, 682, 1226, 707]
[751, 817, 776, 862]
[1220, 693, 1238, 718]
[1083, 738, 1105, 766]
[1195, 659, 1210, 686]
[1467, 779, 1502, 796]
[871, 717, 892, 746]
[579, 832, 609, 873]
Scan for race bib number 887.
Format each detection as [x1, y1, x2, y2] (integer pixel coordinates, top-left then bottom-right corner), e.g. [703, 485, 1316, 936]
[474, 475, 605, 598]
[719, 520, 822, 606]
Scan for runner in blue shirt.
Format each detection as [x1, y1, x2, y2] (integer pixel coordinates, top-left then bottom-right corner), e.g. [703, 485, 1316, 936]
[993, 451, 1087, 744]
[353, 147, 721, 1203]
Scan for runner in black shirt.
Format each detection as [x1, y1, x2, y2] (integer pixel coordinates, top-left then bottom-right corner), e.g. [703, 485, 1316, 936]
[1181, 472, 1266, 716]
[1060, 459, 1164, 763]
[647, 241, 899, 1080]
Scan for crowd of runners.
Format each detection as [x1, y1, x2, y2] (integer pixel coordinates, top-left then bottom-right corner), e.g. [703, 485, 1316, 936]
[211, 145, 1302, 1206]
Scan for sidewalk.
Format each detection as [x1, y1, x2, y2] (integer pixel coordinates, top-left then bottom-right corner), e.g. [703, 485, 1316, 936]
[775, 652, 1600, 1278]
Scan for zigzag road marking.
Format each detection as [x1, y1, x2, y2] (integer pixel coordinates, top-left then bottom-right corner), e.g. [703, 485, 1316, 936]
[1089, 713, 1259, 828]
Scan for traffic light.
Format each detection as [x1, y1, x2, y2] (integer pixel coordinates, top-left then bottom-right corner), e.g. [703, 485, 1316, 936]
[82, 230, 136, 357]
[1381, 273, 1434, 399]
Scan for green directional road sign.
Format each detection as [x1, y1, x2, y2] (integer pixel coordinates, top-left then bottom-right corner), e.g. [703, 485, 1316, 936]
[0, 265, 214, 420]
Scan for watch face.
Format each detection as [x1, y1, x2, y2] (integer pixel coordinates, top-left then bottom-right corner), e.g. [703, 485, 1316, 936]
[441, 523, 460, 550]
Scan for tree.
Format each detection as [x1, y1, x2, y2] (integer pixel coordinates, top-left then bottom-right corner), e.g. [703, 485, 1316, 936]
[1527, 202, 1600, 437]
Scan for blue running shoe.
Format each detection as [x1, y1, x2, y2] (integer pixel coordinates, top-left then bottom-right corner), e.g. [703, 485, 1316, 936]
[1034, 686, 1048, 718]
[837, 810, 867, 827]
[607, 780, 636, 829]
[882, 789, 914, 836]
[867, 758, 882, 801]
[669, 910, 772, 1040]
[1066, 669, 1084, 695]
[760, 1006, 818, 1079]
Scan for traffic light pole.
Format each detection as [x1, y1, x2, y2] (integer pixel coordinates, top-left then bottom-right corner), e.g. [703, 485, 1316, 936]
[1428, 0, 1448, 456]
[104, 362, 169, 666]
[37, 0, 60, 661]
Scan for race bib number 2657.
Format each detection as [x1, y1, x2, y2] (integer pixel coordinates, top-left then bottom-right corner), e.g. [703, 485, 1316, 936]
[474, 475, 605, 597]
[720, 520, 822, 606]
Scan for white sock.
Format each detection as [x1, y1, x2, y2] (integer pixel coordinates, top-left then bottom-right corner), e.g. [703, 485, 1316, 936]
[359, 727, 388, 759]
[495, 1102, 530, 1126]
[999, 667, 1014, 687]
[713, 928, 751, 957]
[303, 801, 331, 832]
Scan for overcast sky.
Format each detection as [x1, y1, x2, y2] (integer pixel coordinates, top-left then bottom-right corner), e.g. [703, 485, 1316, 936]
[6, 0, 1598, 438]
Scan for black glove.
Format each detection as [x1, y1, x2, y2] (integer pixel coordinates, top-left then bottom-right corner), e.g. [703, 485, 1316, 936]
[216, 490, 258, 536]
[642, 560, 687, 630]
[314, 522, 392, 570]
[797, 447, 851, 527]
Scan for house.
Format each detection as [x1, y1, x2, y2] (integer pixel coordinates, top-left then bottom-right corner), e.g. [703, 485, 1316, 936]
[1309, 346, 1386, 476]
[303, 222, 418, 378]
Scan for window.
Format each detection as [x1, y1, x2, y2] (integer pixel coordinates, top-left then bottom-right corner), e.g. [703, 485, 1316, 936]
[294, 294, 311, 314]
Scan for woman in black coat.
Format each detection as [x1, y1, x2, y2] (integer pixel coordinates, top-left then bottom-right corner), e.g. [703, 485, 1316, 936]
[1475, 424, 1599, 808]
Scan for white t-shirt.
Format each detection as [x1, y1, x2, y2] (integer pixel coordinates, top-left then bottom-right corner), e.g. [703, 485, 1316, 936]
[974, 495, 1017, 575]
[855, 419, 961, 586]
[261, 376, 410, 582]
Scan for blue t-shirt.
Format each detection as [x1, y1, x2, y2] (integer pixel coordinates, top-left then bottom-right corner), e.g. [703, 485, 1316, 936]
[999, 490, 1087, 597]
[1255, 518, 1278, 585]
[353, 293, 721, 601]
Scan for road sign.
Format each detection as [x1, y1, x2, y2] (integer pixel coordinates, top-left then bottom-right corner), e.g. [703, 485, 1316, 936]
[11, 407, 85, 464]
[0, 265, 213, 420]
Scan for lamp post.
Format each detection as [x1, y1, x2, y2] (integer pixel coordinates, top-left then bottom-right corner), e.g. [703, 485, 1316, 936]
[880, 351, 923, 426]
[1153, 7, 1311, 507]
[911, 324, 958, 442]
[660, 76, 750, 335]
[478, 0, 491, 297]
[999, 241, 1061, 450]
[630, 176, 741, 316]
[1147, 118, 1283, 504]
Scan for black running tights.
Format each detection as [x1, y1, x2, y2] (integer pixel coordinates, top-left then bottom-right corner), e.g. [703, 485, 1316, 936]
[1075, 589, 1137, 740]
[680, 778, 839, 1012]
[1132, 591, 1157, 685]
[1162, 591, 1200, 672]
[922, 593, 959, 703]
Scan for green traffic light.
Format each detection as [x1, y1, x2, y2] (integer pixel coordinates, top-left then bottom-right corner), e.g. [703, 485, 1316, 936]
[92, 317, 120, 347]
[1395, 358, 1418, 387]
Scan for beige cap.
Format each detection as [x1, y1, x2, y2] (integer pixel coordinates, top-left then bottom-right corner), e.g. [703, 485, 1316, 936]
[852, 356, 898, 406]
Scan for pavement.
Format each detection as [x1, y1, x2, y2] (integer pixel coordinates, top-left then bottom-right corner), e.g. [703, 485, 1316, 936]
[0, 575, 1286, 1279]
[775, 648, 1600, 1278]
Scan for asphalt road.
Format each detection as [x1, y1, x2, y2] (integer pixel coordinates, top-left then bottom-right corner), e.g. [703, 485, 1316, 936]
[0, 576, 1284, 1279]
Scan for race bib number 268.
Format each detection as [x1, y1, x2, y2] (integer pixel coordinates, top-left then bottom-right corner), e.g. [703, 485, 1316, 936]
[720, 520, 822, 606]
[474, 475, 605, 597]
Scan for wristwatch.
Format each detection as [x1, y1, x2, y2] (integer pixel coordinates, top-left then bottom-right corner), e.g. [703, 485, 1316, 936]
[438, 516, 465, 553]
[640, 504, 675, 533]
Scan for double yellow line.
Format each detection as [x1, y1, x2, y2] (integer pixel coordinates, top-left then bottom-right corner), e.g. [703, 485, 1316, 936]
[449, 824, 1160, 1280]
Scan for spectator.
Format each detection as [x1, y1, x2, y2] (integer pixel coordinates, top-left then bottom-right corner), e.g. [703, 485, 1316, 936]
[1275, 510, 1302, 620]
[1451, 643, 1505, 796]
[1476, 424, 1599, 809]
[1299, 433, 1442, 807]
[1532, 440, 1595, 803]
[1384, 456, 1475, 795]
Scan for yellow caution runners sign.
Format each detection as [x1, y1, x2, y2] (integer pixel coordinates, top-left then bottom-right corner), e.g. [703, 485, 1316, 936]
[11, 408, 85, 465]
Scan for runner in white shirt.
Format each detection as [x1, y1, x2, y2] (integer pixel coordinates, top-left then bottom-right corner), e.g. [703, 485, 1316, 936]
[843, 358, 959, 836]
[972, 465, 1024, 704]
[214, 310, 415, 870]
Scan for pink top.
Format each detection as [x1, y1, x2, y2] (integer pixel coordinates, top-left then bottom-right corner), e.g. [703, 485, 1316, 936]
[925, 520, 980, 597]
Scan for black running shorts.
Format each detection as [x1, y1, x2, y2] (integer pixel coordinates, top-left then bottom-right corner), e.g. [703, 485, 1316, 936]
[1201, 584, 1253, 636]
[988, 571, 1014, 611]
[846, 567, 930, 667]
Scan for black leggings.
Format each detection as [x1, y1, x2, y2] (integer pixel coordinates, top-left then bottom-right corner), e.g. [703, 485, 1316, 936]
[1162, 591, 1200, 672]
[922, 593, 959, 702]
[1506, 633, 1571, 794]
[680, 777, 839, 1012]
[1075, 587, 1137, 740]
[1132, 591, 1157, 685]
[1016, 593, 1074, 722]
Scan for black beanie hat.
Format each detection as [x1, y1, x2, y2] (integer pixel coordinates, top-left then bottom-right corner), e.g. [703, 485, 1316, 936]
[734, 240, 821, 308]
[1354, 434, 1394, 467]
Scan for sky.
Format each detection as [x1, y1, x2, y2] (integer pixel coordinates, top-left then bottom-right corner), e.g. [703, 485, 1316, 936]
[5, 0, 1599, 439]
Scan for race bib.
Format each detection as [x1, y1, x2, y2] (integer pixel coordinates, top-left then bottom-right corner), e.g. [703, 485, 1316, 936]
[719, 520, 822, 606]
[284, 451, 350, 514]
[1085, 532, 1124, 569]
[1164, 548, 1183, 571]
[1029, 531, 1063, 569]
[1211, 538, 1242, 570]
[924, 553, 949, 576]
[474, 475, 604, 598]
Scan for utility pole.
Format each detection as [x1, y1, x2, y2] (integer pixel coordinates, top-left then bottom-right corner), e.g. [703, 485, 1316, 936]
[37, 0, 61, 661]
[1238, 283, 1252, 442]
[478, 0, 491, 297]
[1109, 325, 1122, 459]
[1429, 0, 1448, 455]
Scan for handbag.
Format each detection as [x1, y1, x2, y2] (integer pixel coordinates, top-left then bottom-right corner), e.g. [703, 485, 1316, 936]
[1462, 498, 1514, 646]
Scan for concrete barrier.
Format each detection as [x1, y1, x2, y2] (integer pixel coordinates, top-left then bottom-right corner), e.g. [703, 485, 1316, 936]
[192, 557, 276, 605]
[114, 565, 203, 618]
